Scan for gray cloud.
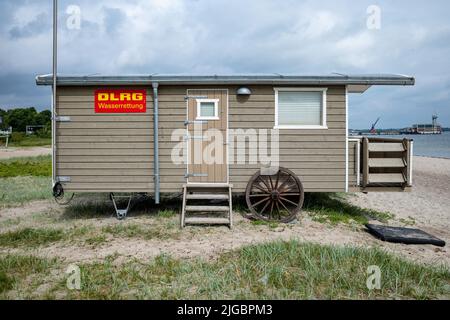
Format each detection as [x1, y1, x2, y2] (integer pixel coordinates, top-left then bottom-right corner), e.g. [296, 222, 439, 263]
[103, 7, 126, 35]
[9, 12, 51, 39]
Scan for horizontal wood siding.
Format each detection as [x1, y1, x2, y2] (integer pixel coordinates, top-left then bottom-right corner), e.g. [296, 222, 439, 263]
[56, 85, 347, 194]
[228, 85, 346, 192]
[56, 86, 154, 192]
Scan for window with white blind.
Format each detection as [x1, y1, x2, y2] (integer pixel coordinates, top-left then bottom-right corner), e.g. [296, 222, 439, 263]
[274, 88, 327, 129]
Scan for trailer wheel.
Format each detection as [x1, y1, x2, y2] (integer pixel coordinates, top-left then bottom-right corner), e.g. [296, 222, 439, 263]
[245, 167, 304, 223]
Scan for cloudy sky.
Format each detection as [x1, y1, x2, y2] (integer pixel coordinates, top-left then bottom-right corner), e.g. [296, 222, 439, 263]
[0, 0, 449, 129]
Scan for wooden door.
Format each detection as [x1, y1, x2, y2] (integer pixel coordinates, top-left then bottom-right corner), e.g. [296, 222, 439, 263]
[186, 89, 228, 184]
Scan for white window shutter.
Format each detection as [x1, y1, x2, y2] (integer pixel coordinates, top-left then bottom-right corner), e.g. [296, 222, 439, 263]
[278, 91, 323, 126]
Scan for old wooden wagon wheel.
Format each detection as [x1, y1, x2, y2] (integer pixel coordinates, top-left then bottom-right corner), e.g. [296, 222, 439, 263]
[245, 167, 304, 223]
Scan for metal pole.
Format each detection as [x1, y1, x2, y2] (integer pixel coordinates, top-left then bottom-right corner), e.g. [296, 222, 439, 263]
[152, 82, 160, 204]
[51, 0, 57, 186]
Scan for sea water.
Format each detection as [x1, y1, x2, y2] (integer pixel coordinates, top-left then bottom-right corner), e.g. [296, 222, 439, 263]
[377, 131, 450, 159]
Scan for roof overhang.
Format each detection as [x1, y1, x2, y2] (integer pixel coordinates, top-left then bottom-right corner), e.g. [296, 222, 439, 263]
[35, 74, 415, 92]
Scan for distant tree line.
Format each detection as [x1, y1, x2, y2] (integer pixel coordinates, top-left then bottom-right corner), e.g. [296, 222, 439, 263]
[0, 107, 51, 133]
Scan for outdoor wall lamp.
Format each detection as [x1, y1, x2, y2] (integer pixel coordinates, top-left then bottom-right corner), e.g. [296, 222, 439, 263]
[236, 87, 252, 96]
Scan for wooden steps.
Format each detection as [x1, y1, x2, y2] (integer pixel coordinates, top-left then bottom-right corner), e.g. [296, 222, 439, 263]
[184, 217, 231, 225]
[368, 143, 405, 152]
[369, 173, 405, 184]
[186, 194, 229, 200]
[185, 205, 230, 212]
[369, 158, 405, 168]
[181, 184, 233, 228]
[362, 137, 411, 188]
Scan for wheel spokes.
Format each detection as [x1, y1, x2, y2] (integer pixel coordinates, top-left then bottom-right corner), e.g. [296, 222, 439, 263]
[277, 176, 293, 193]
[246, 168, 304, 223]
[257, 176, 271, 192]
[253, 183, 269, 194]
[251, 196, 270, 208]
[279, 192, 301, 196]
[249, 194, 270, 198]
[278, 198, 291, 213]
[274, 170, 280, 189]
[279, 196, 298, 207]
[259, 200, 271, 215]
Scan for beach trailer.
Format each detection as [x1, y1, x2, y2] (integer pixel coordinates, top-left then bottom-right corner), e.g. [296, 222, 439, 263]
[36, 74, 415, 226]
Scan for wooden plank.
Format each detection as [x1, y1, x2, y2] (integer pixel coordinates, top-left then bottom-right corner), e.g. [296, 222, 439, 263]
[57, 135, 153, 143]
[355, 186, 412, 193]
[57, 129, 153, 136]
[368, 158, 405, 168]
[185, 206, 229, 212]
[57, 115, 152, 122]
[63, 182, 152, 189]
[184, 217, 230, 225]
[368, 173, 405, 183]
[229, 122, 346, 129]
[58, 155, 152, 163]
[57, 122, 151, 129]
[68, 176, 152, 183]
[229, 174, 345, 182]
[186, 194, 229, 200]
[184, 183, 231, 188]
[368, 143, 405, 152]
[58, 162, 152, 169]
[229, 114, 344, 122]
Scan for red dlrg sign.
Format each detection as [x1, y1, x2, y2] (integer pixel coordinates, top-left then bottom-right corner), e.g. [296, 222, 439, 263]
[94, 89, 146, 113]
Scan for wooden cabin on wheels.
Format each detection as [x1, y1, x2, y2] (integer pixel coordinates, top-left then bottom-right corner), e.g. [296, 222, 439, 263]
[36, 74, 415, 227]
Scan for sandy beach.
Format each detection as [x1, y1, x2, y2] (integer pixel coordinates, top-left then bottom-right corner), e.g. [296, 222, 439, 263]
[0, 154, 448, 267]
[349, 156, 450, 237]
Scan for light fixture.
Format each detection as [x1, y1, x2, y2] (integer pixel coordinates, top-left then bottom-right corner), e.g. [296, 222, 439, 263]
[236, 87, 252, 96]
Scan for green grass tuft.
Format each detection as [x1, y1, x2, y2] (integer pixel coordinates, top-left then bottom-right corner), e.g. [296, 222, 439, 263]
[0, 228, 64, 248]
[0, 271, 14, 293]
[58, 241, 450, 300]
[0, 254, 56, 296]
[304, 193, 394, 225]
[157, 209, 177, 218]
[0, 155, 51, 177]
[84, 234, 108, 247]
[102, 223, 180, 240]
[0, 176, 52, 207]
[8, 136, 51, 147]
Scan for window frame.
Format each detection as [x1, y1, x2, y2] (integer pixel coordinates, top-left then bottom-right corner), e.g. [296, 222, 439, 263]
[274, 87, 328, 129]
[196, 98, 220, 120]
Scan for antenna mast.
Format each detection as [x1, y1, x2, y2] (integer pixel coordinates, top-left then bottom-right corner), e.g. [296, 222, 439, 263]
[51, 0, 57, 186]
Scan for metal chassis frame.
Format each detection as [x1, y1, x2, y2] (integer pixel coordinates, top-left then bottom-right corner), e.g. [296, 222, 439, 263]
[110, 193, 133, 220]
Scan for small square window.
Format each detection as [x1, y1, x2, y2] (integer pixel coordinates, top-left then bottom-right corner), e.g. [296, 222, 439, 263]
[200, 102, 216, 117]
[196, 99, 219, 120]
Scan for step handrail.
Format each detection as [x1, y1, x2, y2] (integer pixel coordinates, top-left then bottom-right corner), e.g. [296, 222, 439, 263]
[362, 137, 369, 187]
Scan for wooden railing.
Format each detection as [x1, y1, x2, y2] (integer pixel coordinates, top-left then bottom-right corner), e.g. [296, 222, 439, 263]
[361, 137, 413, 188]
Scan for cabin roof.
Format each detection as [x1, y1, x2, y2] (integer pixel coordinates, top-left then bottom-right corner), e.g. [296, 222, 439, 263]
[35, 73, 415, 93]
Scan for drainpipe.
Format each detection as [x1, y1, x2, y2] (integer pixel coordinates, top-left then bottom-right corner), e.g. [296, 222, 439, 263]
[51, 0, 58, 187]
[152, 82, 160, 204]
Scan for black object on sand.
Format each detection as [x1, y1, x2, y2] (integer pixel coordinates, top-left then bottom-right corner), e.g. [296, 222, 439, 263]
[366, 224, 446, 247]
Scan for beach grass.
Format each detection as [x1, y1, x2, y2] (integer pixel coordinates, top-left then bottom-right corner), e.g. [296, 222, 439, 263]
[52, 241, 449, 300]
[0, 155, 51, 177]
[102, 222, 180, 240]
[304, 193, 394, 225]
[0, 254, 57, 297]
[8, 136, 51, 148]
[0, 228, 64, 248]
